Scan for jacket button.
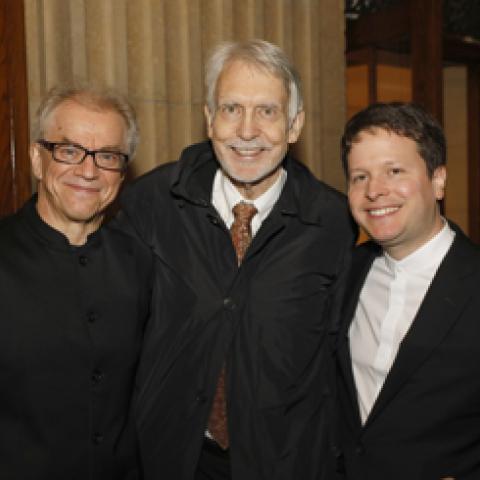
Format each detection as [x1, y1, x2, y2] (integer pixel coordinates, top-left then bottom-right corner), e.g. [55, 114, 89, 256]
[355, 444, 365, 455]
[79, 255, 88, 266]
[93, 432, 104, 444]
[196, 393, 207, 404]
[91, 369, 104, 384]
[223, 297, 236, 310]
[87, 311, 98, 323]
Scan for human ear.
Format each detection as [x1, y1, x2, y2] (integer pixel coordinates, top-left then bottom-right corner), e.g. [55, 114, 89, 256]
[30, 143, 43, 181]
[432, 166, 447, 200]
[204, 105, 214, 138]
[287, 110, 305, 144]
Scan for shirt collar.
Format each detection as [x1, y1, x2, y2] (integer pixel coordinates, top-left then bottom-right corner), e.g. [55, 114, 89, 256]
[212, 168, 287, 226]
[383, 219, 455, 274]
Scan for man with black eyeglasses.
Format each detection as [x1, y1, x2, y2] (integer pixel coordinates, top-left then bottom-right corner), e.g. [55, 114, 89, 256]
[0, 86, 152, 479]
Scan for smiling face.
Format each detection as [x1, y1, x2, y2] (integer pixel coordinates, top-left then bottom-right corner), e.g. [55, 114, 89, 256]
[205, 60, 304, 199]
[347, 128, 446, 259]
[30, 99, 128, 244]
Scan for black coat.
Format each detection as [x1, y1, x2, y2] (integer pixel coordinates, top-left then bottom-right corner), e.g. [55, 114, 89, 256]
[0, 197, 152, 480]
[119, 141, 356, 480]
[335, 227, 480, 479]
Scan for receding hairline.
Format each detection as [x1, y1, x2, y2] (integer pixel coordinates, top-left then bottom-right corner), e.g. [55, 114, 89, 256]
[41, 95, 128, 133]
[216, 57, 289, 94]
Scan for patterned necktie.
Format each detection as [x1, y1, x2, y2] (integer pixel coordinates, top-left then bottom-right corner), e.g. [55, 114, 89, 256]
[207, 201, 257, 449]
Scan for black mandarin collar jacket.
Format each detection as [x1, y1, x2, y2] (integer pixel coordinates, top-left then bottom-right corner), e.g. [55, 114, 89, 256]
[0, 196, 152, 479]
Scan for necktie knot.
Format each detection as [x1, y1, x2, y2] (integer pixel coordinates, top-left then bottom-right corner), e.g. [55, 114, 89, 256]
[232, 201, 257, 224]
[230, 202, 257, 265]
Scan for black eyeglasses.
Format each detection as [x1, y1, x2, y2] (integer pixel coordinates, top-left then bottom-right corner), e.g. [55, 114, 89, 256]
[37, 139, 129, 172]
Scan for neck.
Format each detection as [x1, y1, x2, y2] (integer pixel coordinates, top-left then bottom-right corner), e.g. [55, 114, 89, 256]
[229, 168, 281, 201]
[36, 202, 102, 246]
[58, 220, 102, 246]
[384, 216, 445, 261]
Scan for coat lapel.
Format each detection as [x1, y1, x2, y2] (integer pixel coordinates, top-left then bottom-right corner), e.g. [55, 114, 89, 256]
[336, 242, 379, 429]
[242, 155, 325, 265]
[363, 232, 479, 430]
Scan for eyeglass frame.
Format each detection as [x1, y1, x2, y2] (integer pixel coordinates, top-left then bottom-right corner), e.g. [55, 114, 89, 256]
[37, 139, 129, 172]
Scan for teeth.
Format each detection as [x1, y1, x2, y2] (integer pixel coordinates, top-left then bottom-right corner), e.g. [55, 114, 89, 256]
[369, 207, 399, 217]
[233, 148, 261, 156]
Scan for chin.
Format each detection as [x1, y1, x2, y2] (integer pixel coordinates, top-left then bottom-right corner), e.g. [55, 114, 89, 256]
[372, 233, 404, 249]
[230, 174, 264, 185]
[227, 164, 282, 185]
[67, 209, 102, 223]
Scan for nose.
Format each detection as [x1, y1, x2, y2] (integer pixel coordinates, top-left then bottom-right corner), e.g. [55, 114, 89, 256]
[237, 109, 259, 140]
[365, 176, 388, 201]
[74, 153, 99, 179]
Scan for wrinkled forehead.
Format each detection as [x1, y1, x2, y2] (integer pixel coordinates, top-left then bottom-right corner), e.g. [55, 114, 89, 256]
[216, 59, 290, 101]
[44, 99, 127, 137]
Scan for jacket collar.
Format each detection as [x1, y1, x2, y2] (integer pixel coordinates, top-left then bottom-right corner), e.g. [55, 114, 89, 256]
[337, 229, 480, 434]
[169, 141, 215, 207]
[336, 241, 380, 431]
[21, 194, 102, 252]
[169, 140, 329, 227]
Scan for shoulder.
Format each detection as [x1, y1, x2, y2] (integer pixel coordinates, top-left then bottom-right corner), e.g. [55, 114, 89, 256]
[353, 240, 381, 262]
[0, 206, 27, 244]
[286, 158, 356, 241]
[447, 222, 480, 261]
[124, 161, 176, 198]
[122, 141, 212, 203]
[0, 211, 18, 233]
[100, 220, 154, 265]
[287, 157, 348, 207]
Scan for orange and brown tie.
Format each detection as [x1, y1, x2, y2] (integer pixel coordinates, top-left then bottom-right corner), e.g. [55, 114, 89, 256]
[207, 201, 257, 449]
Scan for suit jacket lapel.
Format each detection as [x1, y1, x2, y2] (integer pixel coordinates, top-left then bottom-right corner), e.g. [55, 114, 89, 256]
[364, 232, 479, 430]
[336, 242, 379, 429]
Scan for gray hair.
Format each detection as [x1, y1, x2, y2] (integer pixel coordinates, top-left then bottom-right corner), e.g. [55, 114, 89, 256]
[205, 39, 303, 126]
[33, 84, 139, 158]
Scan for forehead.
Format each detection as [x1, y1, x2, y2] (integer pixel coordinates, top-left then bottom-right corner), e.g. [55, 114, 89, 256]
[216, 60, 288, 103]
[45, 99, 127, 143]
[348, 128, 423, 167]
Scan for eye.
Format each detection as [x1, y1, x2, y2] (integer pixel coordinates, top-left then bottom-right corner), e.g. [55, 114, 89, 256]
[97, 152, 117, 162]
[219, 103, 242, 118]
[56, 145, 81, 159]
[389, 167, 403, 175]
[256, 105, 279, 120]
[96, 151, 124, 169]
[349, 173, 367, 184]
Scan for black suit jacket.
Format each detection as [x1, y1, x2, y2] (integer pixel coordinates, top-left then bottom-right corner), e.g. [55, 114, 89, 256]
[335, 226, 480, 480]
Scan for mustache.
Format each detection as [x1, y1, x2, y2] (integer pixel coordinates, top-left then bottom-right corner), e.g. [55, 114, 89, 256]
[226, 139, 273, 150]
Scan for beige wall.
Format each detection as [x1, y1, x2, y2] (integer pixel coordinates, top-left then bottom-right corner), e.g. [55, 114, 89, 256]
[24, 0, 347, 190]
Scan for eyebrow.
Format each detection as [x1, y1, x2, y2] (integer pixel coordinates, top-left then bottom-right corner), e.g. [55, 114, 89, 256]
[58, 136, 124, 152]
[256, 103, 281, 109]
[218, 97, 282, 106]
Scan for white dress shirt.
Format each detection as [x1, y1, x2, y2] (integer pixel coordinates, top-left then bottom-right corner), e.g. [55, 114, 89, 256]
[211, 168, 287, 236]
[349, 222, 455, 424]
